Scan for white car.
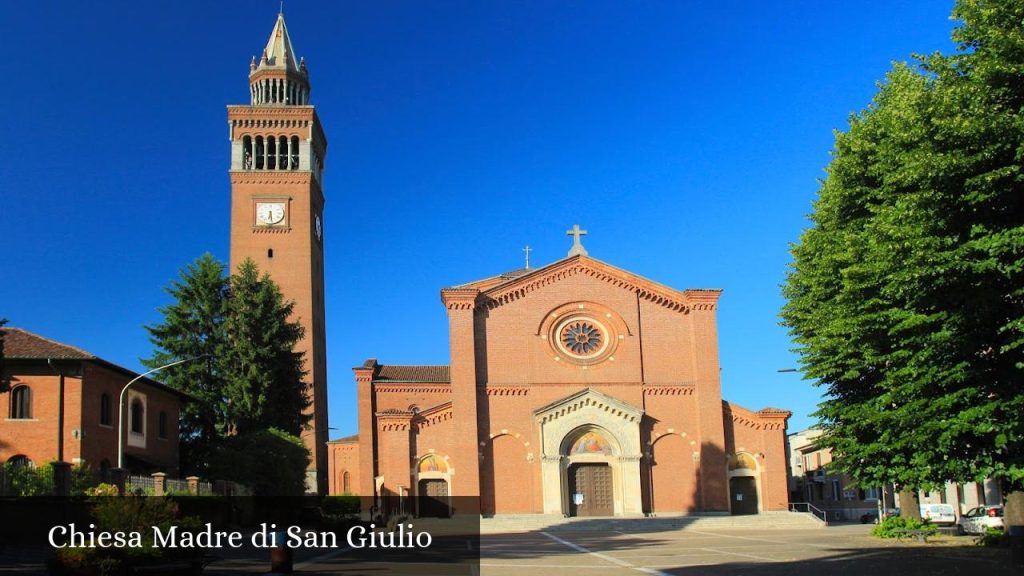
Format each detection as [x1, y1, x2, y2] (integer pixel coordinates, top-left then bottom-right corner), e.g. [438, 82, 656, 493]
[919, 503, 957, 526]
[957, 505, 1004, 535]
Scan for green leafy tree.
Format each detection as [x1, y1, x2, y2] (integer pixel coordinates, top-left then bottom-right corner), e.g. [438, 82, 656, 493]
[145, 255, 310, 475]
[782, 0, 1024, 520]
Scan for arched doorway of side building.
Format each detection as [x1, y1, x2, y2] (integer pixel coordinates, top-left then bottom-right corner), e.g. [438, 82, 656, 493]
[415, 454, 451, 517]
[728, 452, 761, 515]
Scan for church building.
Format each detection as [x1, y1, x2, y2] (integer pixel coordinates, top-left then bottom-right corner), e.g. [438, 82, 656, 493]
[330, 230, 791, 516]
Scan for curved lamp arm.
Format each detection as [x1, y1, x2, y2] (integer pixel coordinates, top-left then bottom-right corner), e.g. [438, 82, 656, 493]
[118, 355, 207, 469]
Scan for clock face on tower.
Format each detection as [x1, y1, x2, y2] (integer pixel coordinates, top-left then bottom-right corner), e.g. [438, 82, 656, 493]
[314, 214, 322, 241]
[255, 202, 286, 226]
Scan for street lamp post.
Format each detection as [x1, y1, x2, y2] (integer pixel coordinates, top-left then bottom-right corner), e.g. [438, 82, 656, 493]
[117, 355, 206, 469]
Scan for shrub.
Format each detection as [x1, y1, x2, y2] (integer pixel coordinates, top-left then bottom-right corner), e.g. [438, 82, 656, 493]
[2, 461, 53, 495]
[871, 515, 938, 538]
[208, 428, 309, 496]
[322, 495, 361, 516]
[976, 527, 1007, 547]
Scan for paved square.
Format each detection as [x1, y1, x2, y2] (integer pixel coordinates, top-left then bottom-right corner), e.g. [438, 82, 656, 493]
[476, 525, 1018, 576]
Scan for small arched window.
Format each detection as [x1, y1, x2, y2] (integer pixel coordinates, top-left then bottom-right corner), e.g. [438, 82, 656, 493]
[242, 135, 253, 170]
[255, 136, 265, 170]
[290, 136, 300, 169]
[7, 455, 32, 469]
[9, 386, 31, 419]
[130, 399, 144, 434]
[343, 471, 352, 494]
[100, 393, 111, 426]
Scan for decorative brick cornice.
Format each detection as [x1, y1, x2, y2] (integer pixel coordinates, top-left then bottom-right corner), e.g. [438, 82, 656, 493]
[377, 411, 411, 432]
[375, 384, 451, 395]
[413, 402, 453, 431]
[229, 173, 312, 186]
[375, 402, 455, 433]
[353, 359, 377, 384]
[722, 401, 791, 432]
[227, 105, 317, 119]
[483, 385, 529, 397]
[534, 388, 643, 425]
[440, 288, 479, 310]
[474, 256, 721, 314]
[642, 383, 696, 396]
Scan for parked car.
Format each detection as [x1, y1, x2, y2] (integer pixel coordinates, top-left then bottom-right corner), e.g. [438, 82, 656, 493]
[957, 505, 1003, 535]
[919, 503, 957, 526]
[860, 507, 900, 524]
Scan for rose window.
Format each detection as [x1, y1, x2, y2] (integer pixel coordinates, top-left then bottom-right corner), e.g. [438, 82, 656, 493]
[560, 321, 603, 356]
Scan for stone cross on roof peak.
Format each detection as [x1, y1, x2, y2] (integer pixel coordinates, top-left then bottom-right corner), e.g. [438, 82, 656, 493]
[566, 224, 588, 257]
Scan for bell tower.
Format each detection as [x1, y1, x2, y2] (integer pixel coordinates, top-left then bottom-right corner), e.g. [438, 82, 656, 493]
[227, 12, 328, 493]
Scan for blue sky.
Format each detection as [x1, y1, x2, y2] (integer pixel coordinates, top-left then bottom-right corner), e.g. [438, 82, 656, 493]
[2, 1, 959, 437]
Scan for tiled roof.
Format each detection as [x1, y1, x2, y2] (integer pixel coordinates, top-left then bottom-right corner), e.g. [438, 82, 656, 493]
[450, 267, 533, 290]
[2, 327, 95, 359]
[374, 365, 450, 383]
[328, 434, 359, 443]
[757, 408, 792, 416]
[1, 327, 192, 401]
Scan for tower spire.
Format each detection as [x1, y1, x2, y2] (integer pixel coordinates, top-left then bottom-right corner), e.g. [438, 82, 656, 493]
[261, 12, 300, 72]
[248, 11, 310, 106]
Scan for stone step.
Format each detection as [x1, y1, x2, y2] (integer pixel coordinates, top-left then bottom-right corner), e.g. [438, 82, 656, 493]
[479, 512, 824, 533]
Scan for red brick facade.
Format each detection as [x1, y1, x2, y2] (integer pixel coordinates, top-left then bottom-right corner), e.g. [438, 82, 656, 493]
[1, 328, 184, 475]
[329, 255, 791, 516]
[227, 14, 329, 493]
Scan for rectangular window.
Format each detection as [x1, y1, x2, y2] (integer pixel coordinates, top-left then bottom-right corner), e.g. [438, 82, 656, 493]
[158, 411, 167, 439]
[831, 480, 841, 501]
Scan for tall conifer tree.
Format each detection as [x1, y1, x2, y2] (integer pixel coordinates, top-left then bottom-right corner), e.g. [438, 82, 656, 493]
[145, 255, 310, 475]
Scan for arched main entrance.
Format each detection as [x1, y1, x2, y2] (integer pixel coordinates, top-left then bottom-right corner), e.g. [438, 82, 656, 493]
[564, 429, 616, 517]
[533, 388, 645, 516]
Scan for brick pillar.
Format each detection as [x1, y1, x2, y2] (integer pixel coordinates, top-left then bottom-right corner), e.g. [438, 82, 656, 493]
[441, 288, 481, 514]
[51, 462, 72, 497]
[152, 472, 166, 496]
[354, 360, 378, 519]
[186, 476, 199, 496]
[758, 411, 792, 511]
[688, 290, 729, 513]
[377, 414, 413, 517]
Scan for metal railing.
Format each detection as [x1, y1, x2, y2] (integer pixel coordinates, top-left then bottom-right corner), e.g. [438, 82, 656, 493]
[126, 475, 156, 494]
[789, 502, 829, 525]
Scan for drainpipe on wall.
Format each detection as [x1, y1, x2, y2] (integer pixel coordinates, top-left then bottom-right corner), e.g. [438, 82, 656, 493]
[46, 358, 65, 463]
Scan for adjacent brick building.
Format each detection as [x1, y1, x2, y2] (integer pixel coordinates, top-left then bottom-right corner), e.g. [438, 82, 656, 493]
[0, 327, 186, 475]
[330, 235, 792, 517]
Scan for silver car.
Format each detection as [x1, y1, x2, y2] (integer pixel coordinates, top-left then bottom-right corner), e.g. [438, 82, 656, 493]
[957, 505, 1004, 535]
